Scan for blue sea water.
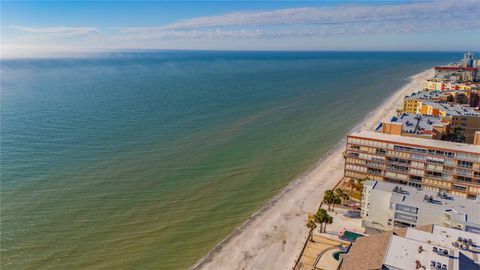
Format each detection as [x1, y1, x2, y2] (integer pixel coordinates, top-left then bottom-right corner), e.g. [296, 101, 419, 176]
[0, 51, 459, 269]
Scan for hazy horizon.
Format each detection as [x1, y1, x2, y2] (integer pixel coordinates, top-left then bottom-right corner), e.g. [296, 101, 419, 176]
[1, 49, 479, 60]
[2, 0, 479, 58]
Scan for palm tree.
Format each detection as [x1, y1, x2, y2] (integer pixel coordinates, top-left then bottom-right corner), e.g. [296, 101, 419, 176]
[306, 220, 317, 242]
[323, 190, 336, 211]
[332, 194, 342, 211]
[355, 178, 366, 192]
[335, 189, 349, 206]
[324, 215, 333, 233]
[315, 209, 333, 233]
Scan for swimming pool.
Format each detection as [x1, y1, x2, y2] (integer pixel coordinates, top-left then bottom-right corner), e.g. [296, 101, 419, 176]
[332, 251, 347, 261]
[340, 230, 364, 242]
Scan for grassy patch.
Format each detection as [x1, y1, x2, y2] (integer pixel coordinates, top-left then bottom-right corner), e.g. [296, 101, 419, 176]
[348, 190, 362, 201]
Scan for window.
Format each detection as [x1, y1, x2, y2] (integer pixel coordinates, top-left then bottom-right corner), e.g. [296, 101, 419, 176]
[395, 212, 417, 223]
[456, 176, 472, 182]
[409, 175, 422, 182]
[395, 204, 418, 214]
[367, 168, 382, 175]
[426, 171, 443, 178]
[457, 160, 473, 168]
[387, 164, 409, 172]
[393, 145, 427, 154]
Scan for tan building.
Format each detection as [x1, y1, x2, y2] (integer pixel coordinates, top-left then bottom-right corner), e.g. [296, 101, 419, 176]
[402, 96, 480, 143]
[344, 131, 480, 198]
[379, 113, 449, 140]
[449, 114, 480, 144]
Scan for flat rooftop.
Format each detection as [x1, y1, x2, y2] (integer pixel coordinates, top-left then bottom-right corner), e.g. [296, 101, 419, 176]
[406, 90, 444, 100]
[421, 101, 480, 117]
[384, 226, 480, 270]
[341, 225, 480, 270]
[348, 130, 480, 154]
[406, 91, 480, 116]
[405, 225, 480, 253]
[384, 113, 444, 135]
[383, 234, 452, 270]
[365, 180, 480, 226]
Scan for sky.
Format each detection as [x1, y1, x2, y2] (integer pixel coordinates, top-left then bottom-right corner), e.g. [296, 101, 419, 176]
[1, 0, 480, 58]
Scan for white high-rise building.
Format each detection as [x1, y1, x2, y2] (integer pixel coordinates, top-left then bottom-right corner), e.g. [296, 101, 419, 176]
[361, 180, 480, 234]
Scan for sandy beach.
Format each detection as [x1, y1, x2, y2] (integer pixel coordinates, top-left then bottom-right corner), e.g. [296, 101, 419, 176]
[192, 68, 434, 270]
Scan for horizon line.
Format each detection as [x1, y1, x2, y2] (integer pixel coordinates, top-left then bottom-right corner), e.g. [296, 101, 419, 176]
[1, 49, 477, 61]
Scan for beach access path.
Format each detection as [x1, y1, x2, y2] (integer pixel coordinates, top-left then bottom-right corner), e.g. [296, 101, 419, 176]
[192, 69, 434, 270]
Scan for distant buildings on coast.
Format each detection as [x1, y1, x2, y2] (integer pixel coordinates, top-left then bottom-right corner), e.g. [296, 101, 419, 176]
[338, 52, 480, 269]
[391, 53, 480, 144]
[344, 52, 480, 201]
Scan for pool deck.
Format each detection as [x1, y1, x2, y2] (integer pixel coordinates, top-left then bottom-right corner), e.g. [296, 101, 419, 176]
[313, 205, 365, 242]
[297, 235, 348, 270]
[296, 206, 365, 269]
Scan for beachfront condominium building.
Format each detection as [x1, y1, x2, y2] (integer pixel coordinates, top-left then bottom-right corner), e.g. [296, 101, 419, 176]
[403, 93, 476, 115]
[378, 113, 449, 140]
[403, 95, 480, 117]
[344, 131, 480, 198]
[361, 180, 480, 233]
[402, 96, 480, 143]
[338, 224, 480, 270]
[405, 90, 480, 108]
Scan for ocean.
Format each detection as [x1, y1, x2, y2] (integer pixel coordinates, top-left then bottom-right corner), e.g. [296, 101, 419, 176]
[0, 51, 459, 269]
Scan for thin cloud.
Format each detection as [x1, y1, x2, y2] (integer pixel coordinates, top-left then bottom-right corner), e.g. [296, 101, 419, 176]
[134, 0, 478, 30]
[109, 0, 479, 39]
[9, 26, 101, 37]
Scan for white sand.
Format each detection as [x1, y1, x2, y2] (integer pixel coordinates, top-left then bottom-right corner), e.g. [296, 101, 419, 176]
[192, 69, 434, 270]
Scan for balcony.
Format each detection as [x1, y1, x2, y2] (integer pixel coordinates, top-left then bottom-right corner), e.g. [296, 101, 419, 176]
[425, 173, 452, 181]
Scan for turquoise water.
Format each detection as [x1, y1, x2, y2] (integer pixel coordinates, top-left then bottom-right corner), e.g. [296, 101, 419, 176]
[341, 230, 365, 242]
[1, 51, 458, 269]
[333, 251, 347, 261]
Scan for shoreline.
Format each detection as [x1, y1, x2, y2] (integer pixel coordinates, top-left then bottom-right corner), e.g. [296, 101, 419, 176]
[192, 68, 434, 270]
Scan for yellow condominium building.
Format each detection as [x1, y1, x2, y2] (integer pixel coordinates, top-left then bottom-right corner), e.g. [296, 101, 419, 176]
[424, 81, 479, 91]
[403, 91, 443, 114]
[402, 98, 480, 143]
[403, 97, 479, 117]
[344, 131, 480, 199]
